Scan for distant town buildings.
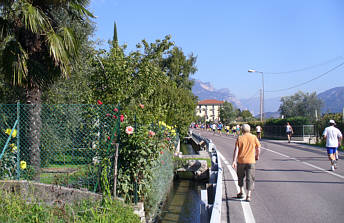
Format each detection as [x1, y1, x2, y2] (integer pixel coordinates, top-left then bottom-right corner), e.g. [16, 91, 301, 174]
[196, 99, 224, 122]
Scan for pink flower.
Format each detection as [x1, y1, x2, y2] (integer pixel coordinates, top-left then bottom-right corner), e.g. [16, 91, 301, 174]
[113, 115, 117, 119]
[161, 160, 165, 165]
[125, 126, 134, 135]
[107, 136, 111, 140]
[120, 114, 124, 122]
[106, 113, 111, 117]
[160, 151, 164, 155]
[114, 108, 118, 112]
[166, 137, 171, 141]
[148, 130, 155, 137]
[97, 100, 103, 105]
[139, 104, 144, 109]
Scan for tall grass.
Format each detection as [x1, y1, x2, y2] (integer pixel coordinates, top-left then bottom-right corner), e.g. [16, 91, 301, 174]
[0, 190, 140, 223]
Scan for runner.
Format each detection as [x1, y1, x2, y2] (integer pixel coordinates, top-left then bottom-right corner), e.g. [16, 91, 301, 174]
[322, 120, 342, 171]
[232, 126, 236, 136]
[212, 123, 217, 135]
[286, 122, 293, 143]
[256, 125, 262, 140]
[217, 122, 223, 135]
[225, 125, 230, 136]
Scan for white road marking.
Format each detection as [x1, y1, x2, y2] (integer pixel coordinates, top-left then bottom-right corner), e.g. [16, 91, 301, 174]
[217, 151, 256, 223]
[262, 147, 344, 179]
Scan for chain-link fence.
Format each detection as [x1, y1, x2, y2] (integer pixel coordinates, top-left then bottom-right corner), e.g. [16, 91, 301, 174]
[263, 125, 315, 141]
[0, 103, 120, 192]
[1, 103, 179, 209]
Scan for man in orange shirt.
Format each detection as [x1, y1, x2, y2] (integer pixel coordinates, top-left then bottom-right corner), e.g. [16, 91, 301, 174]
[232, 124, 261, 202]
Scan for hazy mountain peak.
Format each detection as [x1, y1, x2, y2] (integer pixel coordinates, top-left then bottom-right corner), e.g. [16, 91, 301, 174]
[192, 79, 243, 109]
[199, 82, 214, 92]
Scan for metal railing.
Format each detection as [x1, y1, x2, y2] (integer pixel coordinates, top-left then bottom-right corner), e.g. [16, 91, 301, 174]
[191, 132, 222, 223]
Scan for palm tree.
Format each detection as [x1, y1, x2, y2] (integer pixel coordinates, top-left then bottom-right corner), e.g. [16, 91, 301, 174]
[0, 0, 94, 177]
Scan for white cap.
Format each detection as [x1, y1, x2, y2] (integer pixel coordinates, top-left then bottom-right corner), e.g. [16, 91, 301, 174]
[329, 119, 336, 124]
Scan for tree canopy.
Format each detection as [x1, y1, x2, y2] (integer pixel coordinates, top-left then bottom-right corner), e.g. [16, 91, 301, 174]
[279, 91, 322, 120]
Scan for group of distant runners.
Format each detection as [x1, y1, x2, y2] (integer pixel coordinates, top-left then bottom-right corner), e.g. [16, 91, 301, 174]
[193, 120, 342, 202]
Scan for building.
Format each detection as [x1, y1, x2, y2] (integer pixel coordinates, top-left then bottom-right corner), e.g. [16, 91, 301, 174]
[196, 99, 224, 122]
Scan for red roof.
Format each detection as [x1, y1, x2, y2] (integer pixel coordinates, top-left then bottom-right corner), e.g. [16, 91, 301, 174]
[198, 99, 224, 105]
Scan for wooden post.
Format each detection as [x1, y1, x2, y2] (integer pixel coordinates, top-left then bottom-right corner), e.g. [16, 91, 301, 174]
[113, 143, 119, 197]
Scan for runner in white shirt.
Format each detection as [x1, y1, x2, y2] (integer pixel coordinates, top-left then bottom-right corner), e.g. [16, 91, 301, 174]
[322, 120, 342, 171]
[256, 125, 262, 140]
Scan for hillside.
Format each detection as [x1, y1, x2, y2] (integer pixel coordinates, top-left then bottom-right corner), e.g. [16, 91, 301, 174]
[318, 87, 344, 113]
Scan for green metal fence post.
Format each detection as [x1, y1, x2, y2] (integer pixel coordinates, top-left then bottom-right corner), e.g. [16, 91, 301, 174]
[16, 102, 20, 180]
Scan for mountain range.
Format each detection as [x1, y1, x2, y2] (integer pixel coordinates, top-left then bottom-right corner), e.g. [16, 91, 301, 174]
[192, 79, 344, 116]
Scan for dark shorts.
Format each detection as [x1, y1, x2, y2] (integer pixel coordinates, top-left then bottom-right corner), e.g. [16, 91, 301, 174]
[286, 131, 292, 135]
[237, 163, 256, 191]
[327, 147, 337, 155]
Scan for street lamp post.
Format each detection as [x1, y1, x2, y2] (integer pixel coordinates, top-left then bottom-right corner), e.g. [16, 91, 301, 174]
[248, 69, 264, 122]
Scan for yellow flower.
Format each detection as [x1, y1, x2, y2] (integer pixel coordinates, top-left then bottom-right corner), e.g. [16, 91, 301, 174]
[20, 161, 27, 170]
[4, 129, 17, 138]
[9, 143, 15, 147]
[12, 146, 17, 153]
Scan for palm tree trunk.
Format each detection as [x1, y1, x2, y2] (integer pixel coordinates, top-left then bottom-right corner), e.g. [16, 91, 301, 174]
[26, 87, 42, 180]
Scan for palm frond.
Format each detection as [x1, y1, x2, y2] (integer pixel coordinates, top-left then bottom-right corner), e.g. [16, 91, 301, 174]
[1, 36, 28, 86]
[19, 1, 51, 34]
[59, 26, 78, 56]
[46, 30, 71, 78]
[0, 17, 11, 41]
[69, 2, 95, 18]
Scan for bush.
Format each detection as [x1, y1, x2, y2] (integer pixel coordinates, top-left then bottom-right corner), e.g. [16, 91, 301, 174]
[0, 190, 140, 223]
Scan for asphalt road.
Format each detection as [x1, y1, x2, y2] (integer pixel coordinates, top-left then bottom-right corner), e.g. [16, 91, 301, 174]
[193, 129, 344, 223]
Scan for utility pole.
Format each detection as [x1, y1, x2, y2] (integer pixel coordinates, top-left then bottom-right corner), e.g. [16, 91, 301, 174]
[260, 89, 263, 122]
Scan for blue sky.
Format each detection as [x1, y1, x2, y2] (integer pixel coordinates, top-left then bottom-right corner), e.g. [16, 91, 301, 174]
[89, 0, 344, 100]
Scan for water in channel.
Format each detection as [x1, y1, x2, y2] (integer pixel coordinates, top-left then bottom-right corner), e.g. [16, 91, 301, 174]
[157, 143, 205, 223]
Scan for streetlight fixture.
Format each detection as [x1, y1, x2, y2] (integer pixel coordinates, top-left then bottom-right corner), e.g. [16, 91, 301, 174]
[248, 69, 264, 122]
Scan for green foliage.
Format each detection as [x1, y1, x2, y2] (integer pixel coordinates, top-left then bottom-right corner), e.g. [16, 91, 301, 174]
[240, 110, 254, 122]
[117, 124, 174, 201]
[265, 116, 311, 126]
[87, 36, 197, 138]
[0, 190, 140, 223]
[219, 101, 236, 124]
[279, 91, 322, 120]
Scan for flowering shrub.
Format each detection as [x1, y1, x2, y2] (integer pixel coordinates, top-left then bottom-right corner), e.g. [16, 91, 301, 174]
[0, 128, 32, 180]
[116, 123, 176, 209]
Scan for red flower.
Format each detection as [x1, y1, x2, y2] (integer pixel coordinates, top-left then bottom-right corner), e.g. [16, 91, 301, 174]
[114, 108, 118, 112]
[97, 100, 103, 105]
[120, 114, 124, 122]
[107, 136, 111, 140]
[139, 104, 144, 109]
[160, 151, 164, 155]
[113, 115, 117, 119]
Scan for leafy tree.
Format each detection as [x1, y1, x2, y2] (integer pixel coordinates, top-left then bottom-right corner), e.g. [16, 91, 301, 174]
[89, 35, 197, 136]
[240, 110, 254, 122]
[279, 91, 322, 120]
[219, 101, 236, 124]
[0, 0, 94, 175]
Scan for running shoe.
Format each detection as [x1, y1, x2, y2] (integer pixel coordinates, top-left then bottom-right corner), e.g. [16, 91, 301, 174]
[331, 165, 335, 171]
